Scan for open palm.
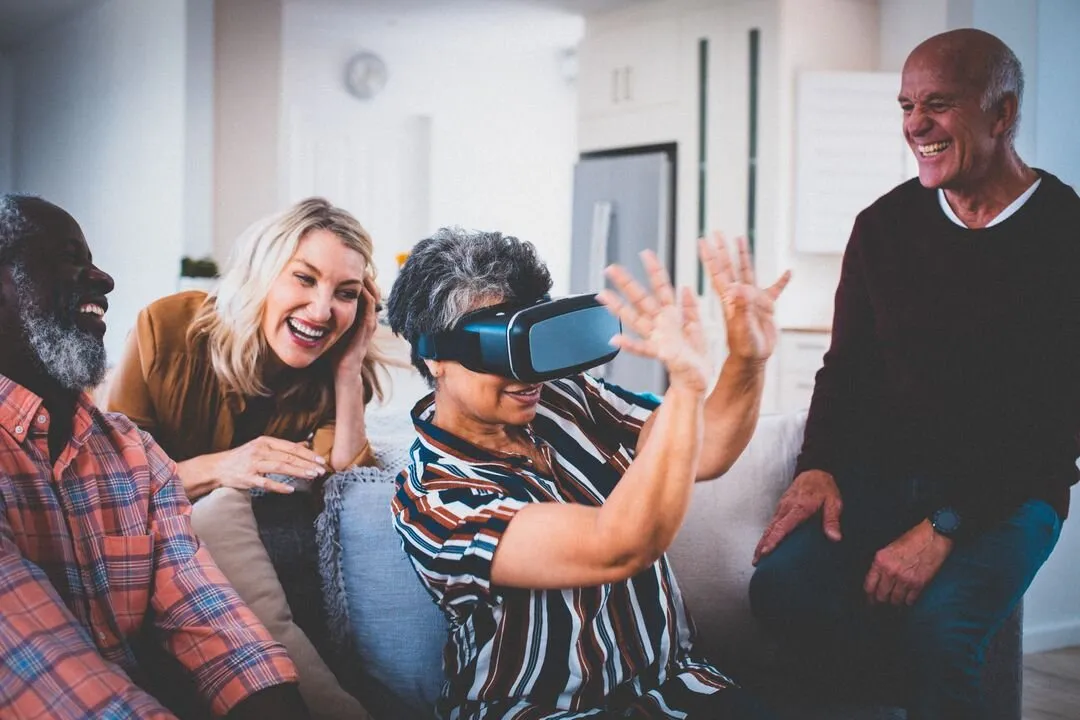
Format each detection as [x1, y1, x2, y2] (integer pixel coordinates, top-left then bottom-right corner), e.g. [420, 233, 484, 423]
[598, 251, 712, 394]
[699, 233, 790, 363]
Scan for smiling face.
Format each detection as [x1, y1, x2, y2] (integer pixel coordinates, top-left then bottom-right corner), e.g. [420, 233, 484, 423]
[436, 361, 543, 429]
[428, 298, 544, 435]
[4, 198, 115, 390]
[260, 228, 367, 369]
[898, 48, 1005, 191]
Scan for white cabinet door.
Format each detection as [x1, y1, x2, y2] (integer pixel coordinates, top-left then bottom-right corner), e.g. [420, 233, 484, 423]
[777, 330, 830, 412]
[578, 19, 680, 119]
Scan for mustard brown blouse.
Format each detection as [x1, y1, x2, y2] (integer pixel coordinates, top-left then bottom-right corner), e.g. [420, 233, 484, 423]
[106, 291, 372, 478]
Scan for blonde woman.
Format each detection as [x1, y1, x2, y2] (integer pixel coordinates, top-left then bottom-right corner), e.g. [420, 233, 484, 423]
[108, 197, 385, 719]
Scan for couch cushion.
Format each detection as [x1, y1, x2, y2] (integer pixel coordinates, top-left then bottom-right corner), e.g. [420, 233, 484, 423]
[319, 404, 446, 717]
[666, 411, 806, 675]
[192, 487, 370, 719]
[322, 407, 808, 716]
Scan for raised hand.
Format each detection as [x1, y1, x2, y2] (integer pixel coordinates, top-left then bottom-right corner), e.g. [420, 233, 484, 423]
[334, 275, 381, 385]
[699, 233, 790, 364]
[598, 250, 712, 394]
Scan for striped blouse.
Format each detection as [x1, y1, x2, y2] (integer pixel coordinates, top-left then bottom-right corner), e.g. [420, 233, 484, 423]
[392, 373, 734, 719]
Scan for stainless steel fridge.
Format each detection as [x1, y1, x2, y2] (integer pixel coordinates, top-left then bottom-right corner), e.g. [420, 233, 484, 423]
[569, 147, 675, 397]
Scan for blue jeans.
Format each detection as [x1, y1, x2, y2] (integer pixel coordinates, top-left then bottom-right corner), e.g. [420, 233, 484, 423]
[748, 468, 1062, 720]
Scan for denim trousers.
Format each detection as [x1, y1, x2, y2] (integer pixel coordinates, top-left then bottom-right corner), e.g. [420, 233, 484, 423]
[748, 466, 1062, 720]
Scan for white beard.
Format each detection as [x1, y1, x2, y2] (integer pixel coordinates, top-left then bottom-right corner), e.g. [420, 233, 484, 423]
[11, 264, 106, 392]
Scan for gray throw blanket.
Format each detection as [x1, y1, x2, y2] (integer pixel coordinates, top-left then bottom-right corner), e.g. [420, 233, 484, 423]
[314, 407, 418, 652]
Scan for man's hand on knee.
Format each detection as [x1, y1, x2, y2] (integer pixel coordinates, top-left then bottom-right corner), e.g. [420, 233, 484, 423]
[753, 469, 843, 564]
[864, 519, 953, 606]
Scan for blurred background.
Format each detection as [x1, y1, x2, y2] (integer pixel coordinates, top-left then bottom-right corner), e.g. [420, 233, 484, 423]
[1, 0, 1079, 701]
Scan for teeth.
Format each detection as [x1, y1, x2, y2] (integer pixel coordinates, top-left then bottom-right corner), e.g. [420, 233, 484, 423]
[918, 141, 951, 156]
[287, 317, 327, 340]
[79, 304, 105, 316]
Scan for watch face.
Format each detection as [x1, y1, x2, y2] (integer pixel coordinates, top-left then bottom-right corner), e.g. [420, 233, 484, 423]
[932, 508, 962, 535]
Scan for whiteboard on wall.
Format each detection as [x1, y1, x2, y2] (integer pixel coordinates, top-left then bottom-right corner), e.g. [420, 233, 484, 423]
[794, 71, 914, 254]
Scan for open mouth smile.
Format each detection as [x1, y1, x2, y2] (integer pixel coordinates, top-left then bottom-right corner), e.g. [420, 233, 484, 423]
[73, 296, 109, 334]
[506, 385, 542, 402]
[917, 140, 951, 157]
[286, 317, 330, 347]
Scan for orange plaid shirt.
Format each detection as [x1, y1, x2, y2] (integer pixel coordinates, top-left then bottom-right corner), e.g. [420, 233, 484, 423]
[0, 374, 297, 718]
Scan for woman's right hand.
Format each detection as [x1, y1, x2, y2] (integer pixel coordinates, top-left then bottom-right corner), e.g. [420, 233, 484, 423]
[181, 437, 328, 497]
[598, 250, 712, 395]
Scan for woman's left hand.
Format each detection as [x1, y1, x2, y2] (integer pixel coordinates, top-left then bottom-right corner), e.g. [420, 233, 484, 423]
[699, 233, 791, 364]
[334, 275, 380, 386]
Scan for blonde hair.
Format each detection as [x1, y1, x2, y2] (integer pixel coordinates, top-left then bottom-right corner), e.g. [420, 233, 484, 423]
[188, 197, 389, 415]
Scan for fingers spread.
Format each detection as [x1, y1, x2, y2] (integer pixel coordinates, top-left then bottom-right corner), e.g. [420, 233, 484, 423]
[597, 290, 655, 339]
[640, 250, 676, 306]
[680, 286, 701, 325]
[608, 334, 654, 359]
[604, 264, 662, 318]
[767, 270, 793, 301]
[736, 236, 756, 285]
[698, 233, 735, 294]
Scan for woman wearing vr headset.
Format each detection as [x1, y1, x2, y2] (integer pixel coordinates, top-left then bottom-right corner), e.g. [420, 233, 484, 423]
[107, 197, 389, 718]
[387, 227, 790, 720]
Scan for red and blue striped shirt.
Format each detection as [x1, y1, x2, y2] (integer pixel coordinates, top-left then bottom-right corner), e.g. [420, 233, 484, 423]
[393, 373, 734, 719]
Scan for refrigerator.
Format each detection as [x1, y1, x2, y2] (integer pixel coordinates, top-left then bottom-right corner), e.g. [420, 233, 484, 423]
[569, 149, 674, 397]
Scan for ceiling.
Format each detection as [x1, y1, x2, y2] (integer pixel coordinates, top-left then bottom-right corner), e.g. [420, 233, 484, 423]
[0, 0, 644, 53]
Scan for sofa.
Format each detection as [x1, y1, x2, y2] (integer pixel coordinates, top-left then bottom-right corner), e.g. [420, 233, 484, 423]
[319, 403, 1022, 719]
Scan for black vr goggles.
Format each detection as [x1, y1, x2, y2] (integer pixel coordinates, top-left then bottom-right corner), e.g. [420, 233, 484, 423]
[416, 294, 621, 382]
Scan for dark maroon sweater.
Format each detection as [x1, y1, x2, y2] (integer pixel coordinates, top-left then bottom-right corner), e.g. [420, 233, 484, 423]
[797, 170, 1080, 529]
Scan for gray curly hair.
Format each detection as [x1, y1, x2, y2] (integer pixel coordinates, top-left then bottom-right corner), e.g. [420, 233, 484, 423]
[0, 195, 37, 266]
[386, 227, 552, 385]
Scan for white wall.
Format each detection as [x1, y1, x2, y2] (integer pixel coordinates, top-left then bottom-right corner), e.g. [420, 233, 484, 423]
[772, 0, 880, 330]
[1017, 0, 1080, 653]
[281, 0, 582, 292]
[1034, 0, 1080, 188]
[11, 0, 196, 364]
[184, 0, 214, 260]
[971, 0, 1039, 160]
[878, 0, 950, 70]
[214, 0, 283, 263]
[0, 53, 12, 194]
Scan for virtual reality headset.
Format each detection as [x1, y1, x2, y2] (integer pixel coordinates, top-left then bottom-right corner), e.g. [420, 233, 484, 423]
[416, 293, 620, 382]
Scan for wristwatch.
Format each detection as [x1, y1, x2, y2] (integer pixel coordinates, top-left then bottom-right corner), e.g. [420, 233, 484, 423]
[929, 506, 963, 539]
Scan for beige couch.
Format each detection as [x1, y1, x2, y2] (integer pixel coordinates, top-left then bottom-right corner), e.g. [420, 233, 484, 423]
[321, 406, 1022, 720]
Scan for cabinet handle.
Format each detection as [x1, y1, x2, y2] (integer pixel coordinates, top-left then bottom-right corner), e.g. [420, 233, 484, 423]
[623, 65, 632, 101]
[611, 69, 620, 103]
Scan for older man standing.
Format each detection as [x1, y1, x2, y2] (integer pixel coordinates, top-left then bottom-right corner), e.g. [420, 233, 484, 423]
[0, 195, 309, 719]
[749, 29, 1080, 720]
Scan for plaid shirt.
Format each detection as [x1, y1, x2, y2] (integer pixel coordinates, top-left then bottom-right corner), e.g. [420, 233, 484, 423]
[0, 374, 297, 718]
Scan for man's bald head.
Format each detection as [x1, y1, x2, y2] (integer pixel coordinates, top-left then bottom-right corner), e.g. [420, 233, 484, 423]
[906, 29, 1024, 141]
